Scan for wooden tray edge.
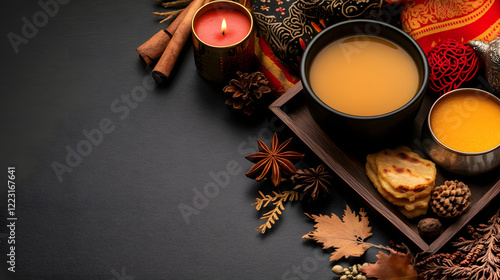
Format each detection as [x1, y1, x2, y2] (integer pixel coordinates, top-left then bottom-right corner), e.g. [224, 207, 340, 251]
[270, 82, 500, 253]
[270, 83, 431, 251]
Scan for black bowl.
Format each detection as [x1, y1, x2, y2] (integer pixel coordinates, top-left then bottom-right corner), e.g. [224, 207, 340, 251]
[301, 19, 429, 142]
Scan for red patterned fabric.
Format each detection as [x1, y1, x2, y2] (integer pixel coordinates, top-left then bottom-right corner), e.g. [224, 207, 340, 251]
[251, 0, 383, 72]
[253, 0, 500, 95]
[400, 0, 500, 54]
[254, 36, 299, 96]
[250, 0, 384, 95]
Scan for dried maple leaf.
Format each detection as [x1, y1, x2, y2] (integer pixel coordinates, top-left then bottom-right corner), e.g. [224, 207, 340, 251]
[245, 133, 304, 186]
[303, 205, 373, 261]
[360, 249, 418, 280]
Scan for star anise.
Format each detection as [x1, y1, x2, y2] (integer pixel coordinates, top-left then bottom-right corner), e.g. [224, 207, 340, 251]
[245, 133, 304, 186]
[292, 164, 332, 200]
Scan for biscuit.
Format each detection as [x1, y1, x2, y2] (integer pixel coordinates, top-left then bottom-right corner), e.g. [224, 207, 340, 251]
[366, 146, 437, 219]
[366, 158, 430, 211]
[375, 146, 436, 201]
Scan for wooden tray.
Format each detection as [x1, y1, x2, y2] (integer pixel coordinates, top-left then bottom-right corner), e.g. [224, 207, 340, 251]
[270, 82, 500, 252]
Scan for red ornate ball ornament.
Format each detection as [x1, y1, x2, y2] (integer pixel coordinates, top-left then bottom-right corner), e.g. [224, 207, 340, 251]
[427, 39, 480, 95]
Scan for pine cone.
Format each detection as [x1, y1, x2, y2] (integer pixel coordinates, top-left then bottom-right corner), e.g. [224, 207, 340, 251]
[431, 180, 471, 218]
[292, 164, 332, 200]
[223, 71, 272, 115]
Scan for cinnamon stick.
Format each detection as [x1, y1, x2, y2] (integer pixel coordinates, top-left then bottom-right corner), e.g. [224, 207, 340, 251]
[152, 0, 206, 83]
[136, 3, 192, 67]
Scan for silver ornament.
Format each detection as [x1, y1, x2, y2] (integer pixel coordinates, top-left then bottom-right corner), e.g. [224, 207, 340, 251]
[468, 37, 500, 93]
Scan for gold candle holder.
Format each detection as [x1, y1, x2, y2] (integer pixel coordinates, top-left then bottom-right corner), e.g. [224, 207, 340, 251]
[191, 0, 254, 83]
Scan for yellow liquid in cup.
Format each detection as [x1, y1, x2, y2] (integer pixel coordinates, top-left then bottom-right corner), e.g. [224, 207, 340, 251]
[308, 35, 420, 116]
[430, 91, 500, 153]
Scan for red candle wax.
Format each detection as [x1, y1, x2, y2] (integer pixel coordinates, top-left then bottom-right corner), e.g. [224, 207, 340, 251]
[193, 8, 251, 47]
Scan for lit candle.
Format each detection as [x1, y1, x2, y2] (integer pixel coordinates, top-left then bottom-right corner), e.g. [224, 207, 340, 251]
[192, 0, 254, 82]
[193, 8, 251, 47]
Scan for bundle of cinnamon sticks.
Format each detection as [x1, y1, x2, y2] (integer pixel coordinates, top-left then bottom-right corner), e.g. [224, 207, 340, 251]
[137, 0, 207, 84]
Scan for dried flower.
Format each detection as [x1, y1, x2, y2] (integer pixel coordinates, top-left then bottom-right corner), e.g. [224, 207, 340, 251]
[292, 164, 332, 200]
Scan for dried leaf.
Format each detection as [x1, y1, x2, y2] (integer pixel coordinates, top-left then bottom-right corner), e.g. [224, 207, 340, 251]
[360, 249, 418, 280]
[292, 164, 333, 200]
[253, 190, 302, 234]
[303, 205, 373, 261]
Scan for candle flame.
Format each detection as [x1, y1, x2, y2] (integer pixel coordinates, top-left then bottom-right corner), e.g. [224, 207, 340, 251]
[221, 18, 227, 35]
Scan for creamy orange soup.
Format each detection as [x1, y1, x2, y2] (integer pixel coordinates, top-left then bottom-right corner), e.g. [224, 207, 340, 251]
[430, 91, 500, 153]
[308, 35, 420, 116]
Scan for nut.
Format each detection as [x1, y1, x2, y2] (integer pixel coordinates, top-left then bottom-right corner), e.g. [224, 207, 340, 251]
[332, 265, 344, 275]
[417, 218, 443, 238]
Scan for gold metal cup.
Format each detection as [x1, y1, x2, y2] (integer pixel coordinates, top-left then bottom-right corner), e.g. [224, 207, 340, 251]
[191, 0, 254, 83]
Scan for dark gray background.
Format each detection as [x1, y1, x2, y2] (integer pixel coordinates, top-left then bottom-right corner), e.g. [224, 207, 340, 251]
[1, 0, 498, 279]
